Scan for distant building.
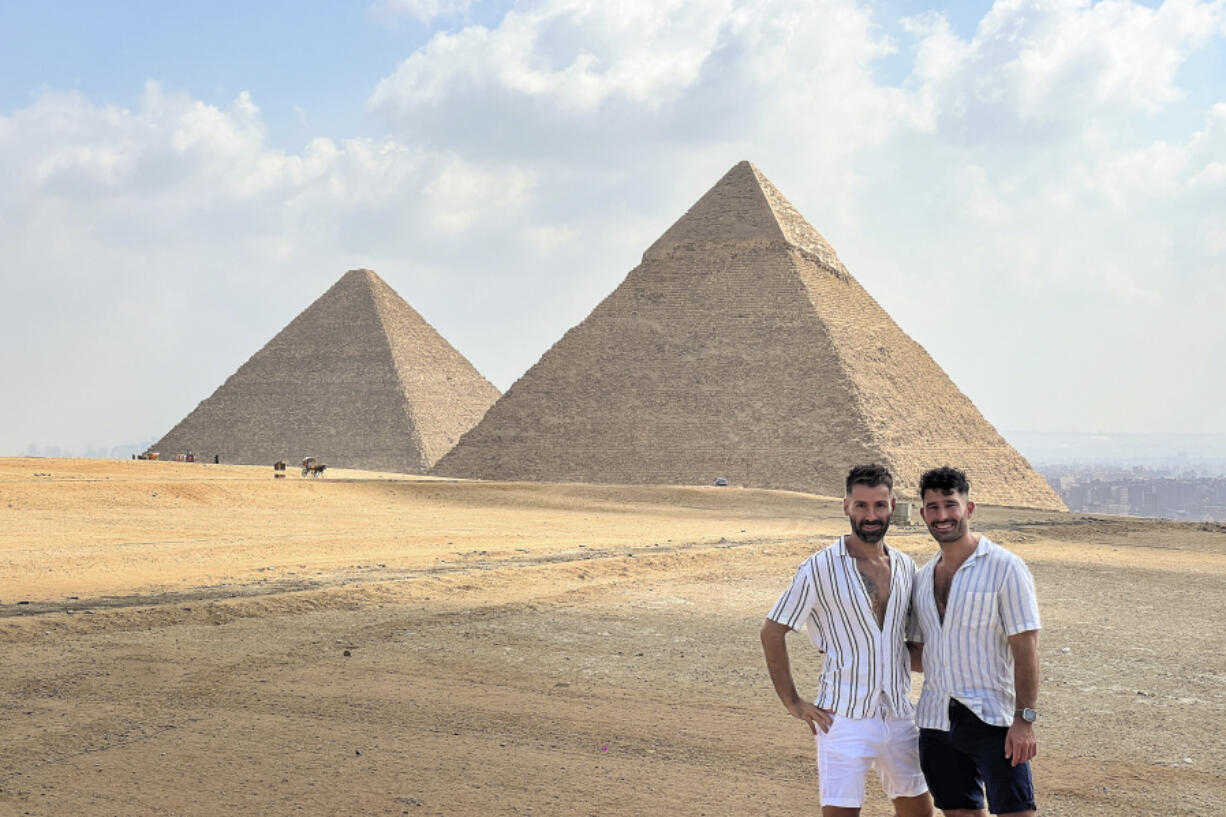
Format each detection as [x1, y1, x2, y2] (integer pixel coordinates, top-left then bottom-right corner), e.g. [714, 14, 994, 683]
[1045, 466, 1226, 522]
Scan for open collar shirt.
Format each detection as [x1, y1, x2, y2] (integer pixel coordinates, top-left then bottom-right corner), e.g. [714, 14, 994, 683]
[768, 536, 917, 720]
[910, 536, 1041, 729]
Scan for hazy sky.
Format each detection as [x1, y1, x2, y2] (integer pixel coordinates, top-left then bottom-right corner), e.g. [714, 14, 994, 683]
[2, 0, 1224, 455]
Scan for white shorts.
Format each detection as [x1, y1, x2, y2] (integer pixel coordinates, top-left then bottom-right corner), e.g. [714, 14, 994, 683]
[815, 713, 928, 807]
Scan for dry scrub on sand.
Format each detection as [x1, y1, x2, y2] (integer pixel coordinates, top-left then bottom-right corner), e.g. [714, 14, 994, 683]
[1, 458, 1224, 816]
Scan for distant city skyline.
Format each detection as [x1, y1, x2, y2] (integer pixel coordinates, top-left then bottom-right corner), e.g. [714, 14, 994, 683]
[1041, 464, 1226, 521]
[2, 1, 1225, 455]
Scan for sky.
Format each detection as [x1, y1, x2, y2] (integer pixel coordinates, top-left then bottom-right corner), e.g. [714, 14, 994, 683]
[2, 0, 1225, 456]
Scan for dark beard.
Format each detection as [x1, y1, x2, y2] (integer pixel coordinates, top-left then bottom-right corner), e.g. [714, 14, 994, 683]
[852, 518, 889, 544]
[927, 517, 967, 543]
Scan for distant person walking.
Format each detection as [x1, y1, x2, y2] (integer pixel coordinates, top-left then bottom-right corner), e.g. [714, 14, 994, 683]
[761, 464, 932, 817]
[910, 466, 1041, 817]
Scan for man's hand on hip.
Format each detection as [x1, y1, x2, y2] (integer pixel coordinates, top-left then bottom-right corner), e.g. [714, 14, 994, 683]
[787, 699, 834, 734]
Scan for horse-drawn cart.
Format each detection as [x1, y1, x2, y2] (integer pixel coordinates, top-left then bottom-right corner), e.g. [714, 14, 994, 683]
[300, 457, 327, 477]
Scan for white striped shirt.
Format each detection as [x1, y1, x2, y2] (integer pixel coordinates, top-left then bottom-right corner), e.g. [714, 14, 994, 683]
[910, 536, 1041, 729]
[768, 536, 917, 719]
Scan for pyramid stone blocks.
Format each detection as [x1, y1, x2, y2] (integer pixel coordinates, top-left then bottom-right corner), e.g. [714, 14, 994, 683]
[433, 162, 1063, 510]
[150, 269, 499, 473]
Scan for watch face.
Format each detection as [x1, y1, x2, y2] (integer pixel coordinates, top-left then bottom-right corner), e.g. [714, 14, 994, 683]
[1021, 708, 1037, 722]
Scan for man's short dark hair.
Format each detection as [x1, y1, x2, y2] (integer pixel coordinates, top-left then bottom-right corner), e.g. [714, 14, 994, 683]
[846, 464, 893, 495]
[919, 466, 971, 497]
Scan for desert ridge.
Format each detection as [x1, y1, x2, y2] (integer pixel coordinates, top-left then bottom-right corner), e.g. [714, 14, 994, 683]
[1, 455, 1223, 816]
[0, 456, 855, 604]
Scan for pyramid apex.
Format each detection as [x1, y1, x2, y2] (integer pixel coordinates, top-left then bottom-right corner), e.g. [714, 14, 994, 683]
[643, 162, 781, 258]
[745, 166, 847, 271]
[335, 268, 392, 294]
[644, 162, 848, 275]
[724, 160, 768, 189]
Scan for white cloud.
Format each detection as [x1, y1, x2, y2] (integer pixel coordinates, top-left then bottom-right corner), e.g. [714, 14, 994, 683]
[3, 0, 1226, 454]
[369, 0, 735, 115]
[424, 157, 534, 233]
[1079, 108, 1226, 207]
[0, 84, 548, 453]
[363, 0, 1226, 281]
[887, 0, 1226, 158]
[951, 164, 1009, 223]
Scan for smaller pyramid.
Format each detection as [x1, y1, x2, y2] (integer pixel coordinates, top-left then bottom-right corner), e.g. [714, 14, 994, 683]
[150, 269, 499, 473]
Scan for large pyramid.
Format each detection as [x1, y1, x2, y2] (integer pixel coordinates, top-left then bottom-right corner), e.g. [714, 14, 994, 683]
[433, 162, 1063, 510]
[150, 269, 500, 473]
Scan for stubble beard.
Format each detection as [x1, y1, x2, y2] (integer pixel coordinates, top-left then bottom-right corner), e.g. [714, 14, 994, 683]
[927, 517, 967, 544]
[852, 518, 889, 545]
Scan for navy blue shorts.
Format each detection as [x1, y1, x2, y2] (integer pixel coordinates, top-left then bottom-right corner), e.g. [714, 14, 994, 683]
[918, 699, 1036, 814]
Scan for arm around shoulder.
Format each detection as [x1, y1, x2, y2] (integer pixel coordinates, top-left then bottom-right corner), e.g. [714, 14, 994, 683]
[906, 640, 924, 673]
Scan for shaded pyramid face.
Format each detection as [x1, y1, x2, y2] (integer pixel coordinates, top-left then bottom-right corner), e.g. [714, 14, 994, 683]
[433, 162, 1064, 510]
[150, 269, 500, 473]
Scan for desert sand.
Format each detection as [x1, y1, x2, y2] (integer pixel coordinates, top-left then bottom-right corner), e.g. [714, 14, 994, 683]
[2, 457, 1223, 816]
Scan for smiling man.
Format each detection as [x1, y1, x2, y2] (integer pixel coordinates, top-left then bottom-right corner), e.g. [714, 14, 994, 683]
[760, 464, 932, 817]
[910, 466, 1041, 817]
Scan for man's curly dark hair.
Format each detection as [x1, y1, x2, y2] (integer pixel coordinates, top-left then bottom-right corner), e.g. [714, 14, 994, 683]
[919, 466, 971, 497]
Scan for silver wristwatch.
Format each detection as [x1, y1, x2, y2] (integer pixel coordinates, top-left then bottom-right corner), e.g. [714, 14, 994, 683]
[1015, 707, 1038, 723]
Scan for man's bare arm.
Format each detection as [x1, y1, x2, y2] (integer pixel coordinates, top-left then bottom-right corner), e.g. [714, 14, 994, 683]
[760, 619, 832, 734]
[906, 641, 924, 673]
[1004, 629, 1039, 766]
[1010, 629, 1039, 709]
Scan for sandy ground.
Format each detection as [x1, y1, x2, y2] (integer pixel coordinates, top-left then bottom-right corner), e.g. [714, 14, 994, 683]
[1, 457, 1224, 816]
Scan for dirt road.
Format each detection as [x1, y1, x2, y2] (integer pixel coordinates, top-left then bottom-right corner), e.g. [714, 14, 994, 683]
[2, 459, 1222, 816]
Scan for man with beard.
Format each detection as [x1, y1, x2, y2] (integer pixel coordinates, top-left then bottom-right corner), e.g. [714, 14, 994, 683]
[910, 466, 1040, 817]
[761, 464, 932, 817]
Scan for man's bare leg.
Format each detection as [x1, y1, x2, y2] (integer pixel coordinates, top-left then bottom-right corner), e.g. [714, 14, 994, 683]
[938, 810, 987, 817]
[892, 792, 934, 816]
[822, 807, 861, 816]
